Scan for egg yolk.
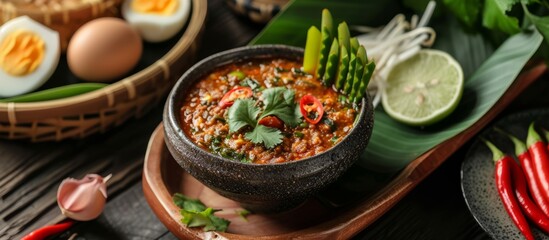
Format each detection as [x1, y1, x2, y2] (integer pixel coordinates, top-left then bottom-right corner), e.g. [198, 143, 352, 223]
[132, 0, 178, 15]
[0, 30, 45, 76]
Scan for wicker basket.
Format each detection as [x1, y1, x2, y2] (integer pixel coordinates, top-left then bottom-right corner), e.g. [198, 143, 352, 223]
[0, 0, 123, 51]
[0, 0, 207, 142]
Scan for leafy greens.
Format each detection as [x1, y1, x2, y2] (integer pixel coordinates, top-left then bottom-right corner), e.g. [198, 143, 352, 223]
[173, 193, 230, 232]
[227, 87, 301, 149]
[435, 0, 549, 45]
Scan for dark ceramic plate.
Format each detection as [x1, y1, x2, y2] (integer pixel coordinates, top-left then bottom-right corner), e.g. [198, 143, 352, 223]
[461, 108, 549, 239]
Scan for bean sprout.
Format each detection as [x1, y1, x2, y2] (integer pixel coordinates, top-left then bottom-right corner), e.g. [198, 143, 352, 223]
[352, 1, 437, 107]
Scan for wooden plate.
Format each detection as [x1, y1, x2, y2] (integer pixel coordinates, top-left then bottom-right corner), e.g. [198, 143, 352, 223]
[143, 63, 546, 239]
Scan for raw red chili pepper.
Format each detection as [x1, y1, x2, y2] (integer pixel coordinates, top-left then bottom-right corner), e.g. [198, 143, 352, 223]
[218, 86, 253, 108]
[527, 123, 549, 204]
[510, 157, 549, 234]
[506, 132, 549, 217]
[258, 116, 283, 129]
[21, 221, 74, 240]
[299, 94, 324, 124]
[485, 140, 534, 240]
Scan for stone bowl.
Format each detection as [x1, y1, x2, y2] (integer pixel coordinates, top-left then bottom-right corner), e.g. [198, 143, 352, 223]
[163, 44, 374, 213]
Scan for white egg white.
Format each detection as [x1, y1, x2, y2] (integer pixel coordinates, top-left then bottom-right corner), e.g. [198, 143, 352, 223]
[122, 0, 191, 42]
[0, 16, 60, 98]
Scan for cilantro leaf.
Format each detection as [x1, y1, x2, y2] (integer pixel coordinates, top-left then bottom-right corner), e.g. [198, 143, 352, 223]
[173, 194, 231, 232]
[226, 87, 301, 148]
[236, 209, 251, 222]
[181, 208, 210, 227]
[482, 0, 520, 34]
[205, 213, 230, 231]
[261, 87, 299, 127]
[244, 125, 283, 149]
[173, 193, 206, 211]
[228, 99, 260, 133]
[294, 103, 303, 124]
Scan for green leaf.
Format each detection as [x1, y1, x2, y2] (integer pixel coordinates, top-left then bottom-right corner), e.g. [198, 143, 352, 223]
[363, 30, 543, 171]
[251, 0, 542, 172]
[173, 193, 190, 209]
[249, 0, 402, 46]
[523, 3, 549, 46]
[181, 208, 210, 226]
[294, 104, 303, 123]
[482, 0, 521, 34]
[261, 87, 299, 127]
[227, 99, 260, 133]
[0, 83, 107, 103]
[245, 125, 283, 149]
[442, 0, 481, 28]
[173, 194, 231, 232]
[173, 193, 206, 212]
[236, 209, 251, 221]
[205, 213, 230, 232]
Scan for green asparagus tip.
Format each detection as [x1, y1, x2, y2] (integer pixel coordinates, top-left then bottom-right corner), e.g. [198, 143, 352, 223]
[482, 139, 505, 163]
[527, 122, 542, 147]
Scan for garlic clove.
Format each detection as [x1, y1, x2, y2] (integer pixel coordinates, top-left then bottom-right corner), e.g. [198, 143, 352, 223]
[57, 174, 111, 221]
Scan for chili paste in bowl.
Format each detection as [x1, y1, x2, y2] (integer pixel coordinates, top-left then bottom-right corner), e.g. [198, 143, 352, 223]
[164, 45, 374, 212]
[179, 56, 358, 164]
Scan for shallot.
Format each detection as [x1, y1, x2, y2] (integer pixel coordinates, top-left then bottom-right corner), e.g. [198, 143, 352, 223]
[57, 174, 111, 221]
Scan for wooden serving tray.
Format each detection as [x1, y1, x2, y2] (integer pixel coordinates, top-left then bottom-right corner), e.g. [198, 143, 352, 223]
[142, 63, 546, 239]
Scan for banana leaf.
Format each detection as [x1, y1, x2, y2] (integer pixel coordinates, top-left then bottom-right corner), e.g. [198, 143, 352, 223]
[250, 0, 543, 172]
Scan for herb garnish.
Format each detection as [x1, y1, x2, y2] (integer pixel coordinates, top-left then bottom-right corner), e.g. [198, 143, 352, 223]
[240, 78, 261, 91]
[173, 193, 230, 232]
[227, 87, 301, 149]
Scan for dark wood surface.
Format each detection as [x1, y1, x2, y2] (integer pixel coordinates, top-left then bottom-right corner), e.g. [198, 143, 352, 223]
[2, 1, 549, 239]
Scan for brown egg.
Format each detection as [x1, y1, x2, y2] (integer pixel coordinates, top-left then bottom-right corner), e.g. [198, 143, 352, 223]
[67, 17, 142, 82]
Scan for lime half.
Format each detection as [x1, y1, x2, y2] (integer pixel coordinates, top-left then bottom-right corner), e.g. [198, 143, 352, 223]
[382, 49, 464, 126]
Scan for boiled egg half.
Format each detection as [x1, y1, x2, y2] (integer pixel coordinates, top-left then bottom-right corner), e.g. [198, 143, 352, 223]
[122, 0, 191, 42]
[0, 16, 60, 98]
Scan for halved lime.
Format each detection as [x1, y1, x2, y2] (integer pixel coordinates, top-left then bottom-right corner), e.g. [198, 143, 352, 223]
[382, 49, 464, 126]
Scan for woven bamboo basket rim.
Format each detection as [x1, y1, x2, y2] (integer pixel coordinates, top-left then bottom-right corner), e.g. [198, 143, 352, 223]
[0, 0, 207, 123]
[0, 0, 121, 23]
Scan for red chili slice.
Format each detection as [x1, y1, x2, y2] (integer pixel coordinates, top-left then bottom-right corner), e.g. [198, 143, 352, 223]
[258, 116, 284, 129]
[300, 94, 324, 124]
[218, 86, 253, 108]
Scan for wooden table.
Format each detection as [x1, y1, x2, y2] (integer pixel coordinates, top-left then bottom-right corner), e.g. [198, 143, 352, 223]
[2, 1, 548, 239]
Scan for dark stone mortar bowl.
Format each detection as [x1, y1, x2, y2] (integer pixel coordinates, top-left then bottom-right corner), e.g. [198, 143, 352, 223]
[163, 45, 374, 213]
